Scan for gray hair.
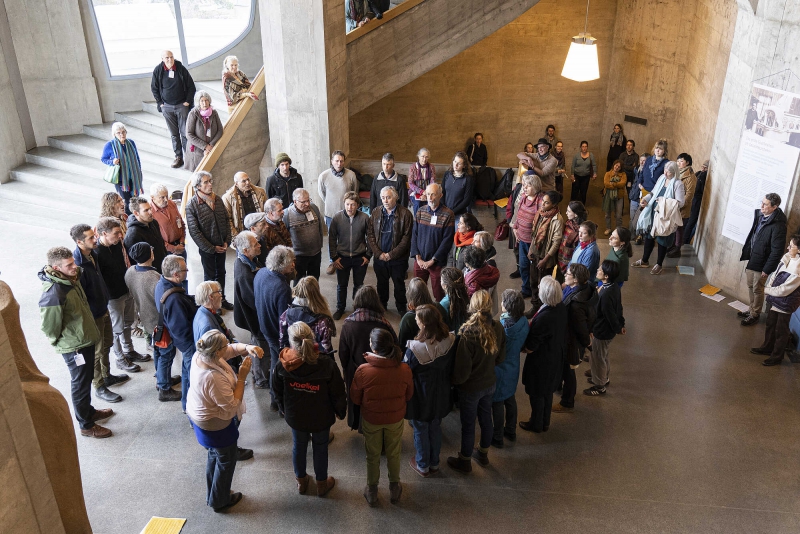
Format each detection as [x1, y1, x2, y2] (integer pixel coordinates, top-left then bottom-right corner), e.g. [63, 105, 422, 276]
[522, 173, 543, 192]
[538, 276, 563, 307]
[233, 230, 257, 252]
[265, 197, 283, 213]
[195, 329, 229, 364]
[380, 186, 398, 199]
[292, 188, 309, 201]
[663, 161, 679, 179]
[150, 183, 169, 196]
[195, 281, 221, 307]
[194, 91, 212, 108]
[417, 147, 430, 157]
[234, 171, 248, 184]
[161, 254, 186, 279]
[425, 183, 442, 195]
[111, 122, 126, 136]
[266, 245, 295, 273]
[223, 55, 239, 72]
[192, 171, 213, 188]
[473, 231, 493, 251]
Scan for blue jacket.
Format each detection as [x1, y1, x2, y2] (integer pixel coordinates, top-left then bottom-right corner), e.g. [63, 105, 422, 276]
[629, 167, 645, 202]
[254, 268, 292, 342]
[101, 139, 141, 168]
[193, 306, 230, 343]
[570, 241, 600, 283]
[73, 247, 110, 319]
[642, 156, 667, 192]
[404, 334, 457, 422]
[154, 276, 197, 354]
[493, 314, 529, 402]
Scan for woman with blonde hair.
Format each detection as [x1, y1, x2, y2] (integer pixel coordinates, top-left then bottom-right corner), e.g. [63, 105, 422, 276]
[222, 55, 257, 112]
[273, 322, 347, 497]
[279, 276, 336, 360]
[448, 290, 506, 474]
[99, 191, 129, 234]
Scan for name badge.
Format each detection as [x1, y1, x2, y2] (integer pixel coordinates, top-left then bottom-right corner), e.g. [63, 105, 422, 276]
[305, 211, 315, 222]
[176, 219, 182, 229]
[168, 70, 175, 79]
[206, 129, 211, 138]
[430, 215, 437, 225]
[74, 353, 85, 366]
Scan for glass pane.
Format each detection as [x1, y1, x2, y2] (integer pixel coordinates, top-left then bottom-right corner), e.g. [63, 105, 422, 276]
[92, 0, 183, 76]
[180, 0, 252, 65]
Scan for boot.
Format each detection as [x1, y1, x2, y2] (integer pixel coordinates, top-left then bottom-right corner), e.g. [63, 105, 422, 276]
[95, 385, 122, 403]
[296, 475, 309, 495]
[472, 448, 489, 467]
[363, 484, 378, 506]
[446, 453, 472, 474]
[316, 476, 335, 497]
[117, 357, 141, 373]
[158, 388, 181, 402]
[389, 481, 402, 504]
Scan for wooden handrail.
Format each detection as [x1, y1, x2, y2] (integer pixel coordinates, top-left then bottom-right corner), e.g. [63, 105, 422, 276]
[345, 0, 426, 44]
[180, 66, 265, 218]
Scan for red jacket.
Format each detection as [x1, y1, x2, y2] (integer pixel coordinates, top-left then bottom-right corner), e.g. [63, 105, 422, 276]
[465, 264, 500, 297]
[150, 198, 186, 253]
[350, 353, 413, 425]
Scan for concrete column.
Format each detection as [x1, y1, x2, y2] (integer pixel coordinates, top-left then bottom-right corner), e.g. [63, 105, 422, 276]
[259, 0, 348, 206]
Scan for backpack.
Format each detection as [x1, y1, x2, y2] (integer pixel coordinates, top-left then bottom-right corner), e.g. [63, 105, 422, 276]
[474, 166, 495, 201]
[493, 168, 514, 200]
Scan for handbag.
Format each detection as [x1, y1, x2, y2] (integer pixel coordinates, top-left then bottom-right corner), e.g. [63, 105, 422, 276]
[104, 164, 120, 185]
[495, 220, 509, 241]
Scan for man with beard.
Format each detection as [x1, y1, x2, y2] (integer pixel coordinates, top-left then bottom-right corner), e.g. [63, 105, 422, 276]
[222, 171, 267, 240]
[517, 138, 558, 191]
[265, 153, 303, 210]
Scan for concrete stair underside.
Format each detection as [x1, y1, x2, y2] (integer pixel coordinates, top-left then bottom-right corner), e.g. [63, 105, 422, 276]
[0, 80, 227, 233]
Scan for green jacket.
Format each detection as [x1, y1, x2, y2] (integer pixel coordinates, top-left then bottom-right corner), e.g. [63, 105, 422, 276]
[38, 266, 100, 354]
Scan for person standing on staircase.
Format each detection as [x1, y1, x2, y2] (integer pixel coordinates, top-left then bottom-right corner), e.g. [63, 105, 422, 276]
[151, 50, 196, 169]
[100, 123, 144, 215]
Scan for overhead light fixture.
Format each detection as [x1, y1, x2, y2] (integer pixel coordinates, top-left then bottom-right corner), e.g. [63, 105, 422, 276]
[561, 0, 599, 82]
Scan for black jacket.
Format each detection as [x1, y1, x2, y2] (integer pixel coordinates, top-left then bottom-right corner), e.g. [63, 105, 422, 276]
[369, 173, 409, 211]
[404, 336, 457, 422]
[441, 171, 475, 216]
[740, 208, 787, 273]
[233, 256, 261, 337]
[468, 143, 488, 166]
[73, 247, 110, 319]
[522, 303, 567, 396]
[265, 167, 303, 210]
[593, 284, 625, 341]
[96, 241, 129, 299]
[185, 195, 232, 253]
[124, 216, 168, 272]
[150, 60, 196, 107]
[564, 284, 597, 366]
[272, 354, 347, 433]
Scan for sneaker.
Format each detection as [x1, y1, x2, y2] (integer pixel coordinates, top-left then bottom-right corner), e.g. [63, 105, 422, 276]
[583, 385, 607, 396]
[80, 424, 112, 439]
[737, 311, 750, 318]
[326, 263, 336, 275]
[95, 385, 122, 403]
[237, 447, 254, 461]
[408, 456, 430, 477]
[389, 481, 402, 504]
[126, 350, 151, 363]
[213, 492, 242, 513]
[587, 377, 610, 386]
[92, 408, 114, 422]
[171, 157, 184, 169]
[254, 381, 269, 389]
[363, 484, 378, 506]
[741, 315, 759, 326]
[509, 269, 521, 279]
[631, 259, 649, 268]
[446, 454, 472, 473]
[221, 299, 234, 311]
[333, 310, 344, 320]
[317, 476, 336, 497]
[158, 388, 182, 402]
[472, 449, 489, 467]
[551, 403, 574, 413]
[762, 357, 783, 366]
[131, 326, 146, 338]
[116, 358, 141, 373]
[650, 264, 663, 275]
[104, 373, 130, 387]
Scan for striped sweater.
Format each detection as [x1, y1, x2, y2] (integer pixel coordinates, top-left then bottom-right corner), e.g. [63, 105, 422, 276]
[410, 203, 455, 265]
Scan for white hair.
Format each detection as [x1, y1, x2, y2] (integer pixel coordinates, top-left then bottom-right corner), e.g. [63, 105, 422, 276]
[194, 90, 212, 108]
[265, 198, 283, 214]
[161, 255, 185, 279]
[380, 186, 398, 199]
[195, 330, 229, 364]
[538, 276, 563, 307]
[266, 245, 295, 273]
[111, 122, 126, 136]
[150, 183, 168, 196]
[292, 188, 309, 201]
[233, 231, 257, 252]
[223, 55, 239, 73]
[192, 171, 212, 188]
[234, 171, 248, 184]
[195, 281, 221, 307]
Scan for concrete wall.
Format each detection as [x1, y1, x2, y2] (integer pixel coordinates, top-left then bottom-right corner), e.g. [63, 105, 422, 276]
[349, 0, 617, 168]
[0, 16, 27, 185]
[698, 0, 800, 299]
[78, 2, 264, 121]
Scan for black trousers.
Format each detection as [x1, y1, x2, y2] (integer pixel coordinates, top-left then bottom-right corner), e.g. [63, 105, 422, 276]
[491, 396, 517, 441]
[759, 310, 792, 361]
[115, 185, 134, 215]
[198, 249, 227, 297]
[295, 252, 321, 285]
[560, 360, 577, 408]
[642, 237, 668, 265]
[527, 392, 553, 432]
[62, 345, 97, 430]
[570, 174, 591, 205]
[374, 259, 407, 311]
[335, 255, 368, 312]
[161, 103, 189, 158]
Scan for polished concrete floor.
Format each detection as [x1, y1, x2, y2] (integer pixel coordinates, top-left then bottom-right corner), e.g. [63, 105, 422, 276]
[3, 192, 800, 533]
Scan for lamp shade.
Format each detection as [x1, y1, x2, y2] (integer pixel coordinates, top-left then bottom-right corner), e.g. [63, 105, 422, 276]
[561, 35, 599, 82]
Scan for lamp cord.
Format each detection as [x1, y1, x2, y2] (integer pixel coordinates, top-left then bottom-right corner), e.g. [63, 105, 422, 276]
[583, 0, 590, 39]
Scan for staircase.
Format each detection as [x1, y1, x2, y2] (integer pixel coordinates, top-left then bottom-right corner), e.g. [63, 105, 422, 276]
[0, 80, 229, 233]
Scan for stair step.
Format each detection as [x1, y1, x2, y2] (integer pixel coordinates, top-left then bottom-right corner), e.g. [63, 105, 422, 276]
[0, 198, 90, 233]
[83, 123, 175, 159]
[195, 80, 226, 101]
[25, 146, 187, 191]
[141, 100, 230, 125]
[10, 163, 116, 199]
[0, 181, 100, 217]
[47, 135, 193, 184]
[115, 110, 170, 136]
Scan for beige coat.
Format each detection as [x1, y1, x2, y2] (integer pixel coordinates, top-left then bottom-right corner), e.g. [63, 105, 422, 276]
[678, 167, 697, 219]
[221, 184, 267, 238]
[185, 108, 224, 172]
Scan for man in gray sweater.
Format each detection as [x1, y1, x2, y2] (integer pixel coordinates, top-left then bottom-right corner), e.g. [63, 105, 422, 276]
[283, 188, 325, 285]
[329, 191, 372, 319]
[124, 242, 181, 401]
[318, 150, 358, 228]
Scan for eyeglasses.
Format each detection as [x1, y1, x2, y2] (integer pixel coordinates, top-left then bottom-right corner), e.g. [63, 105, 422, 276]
[212, 290, 223, 295]
[178, 269, 189, 273]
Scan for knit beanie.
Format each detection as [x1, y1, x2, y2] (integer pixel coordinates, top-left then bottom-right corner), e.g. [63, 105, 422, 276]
[276, 152, 291, 166]
[129, 242, 154, 265]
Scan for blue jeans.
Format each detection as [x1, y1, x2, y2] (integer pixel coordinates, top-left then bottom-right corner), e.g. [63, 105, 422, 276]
[325, 216, 332, 230]
[154, 342, 176, 391]
[458, 385, 495, 456]
[292, 428, 330, 481]
[181, 348, 195, 411]
[335, 255, 368, 311]
[411, 418, 441, 472]
[205, 442, 238, 509]
[268, 339, 280, 403]
[518, 240, 532, 297]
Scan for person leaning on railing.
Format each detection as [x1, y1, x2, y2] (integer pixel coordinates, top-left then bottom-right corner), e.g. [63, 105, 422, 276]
[222, 55, 258, 113]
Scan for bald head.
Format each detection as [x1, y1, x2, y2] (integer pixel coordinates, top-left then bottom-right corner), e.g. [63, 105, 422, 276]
[234, 172, 252, 193]
[425, 183, 442, 208]
[162, 51, 175, 69]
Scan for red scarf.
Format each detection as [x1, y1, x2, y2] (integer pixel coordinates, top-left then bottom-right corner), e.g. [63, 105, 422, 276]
[580, 238, 596, 250]
[454, 230, 476, 248]
[532, 207, 559, 248]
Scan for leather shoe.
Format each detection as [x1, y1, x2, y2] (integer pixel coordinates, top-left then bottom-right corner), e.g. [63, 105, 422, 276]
[509, 269, 521, 279]
[237, 447, 254, 460]
[222, 299, 234, 311]
[750, 347, 771, 355]
[213, 492, 242, 513]
[104, 373, 130, 387]
[736, 310, 750, 318]
[117, 358, 141, 373]
[333, 310, 344, 320]
[158, 388, 182, 402]
[95, 385, 122, 403]
[741, 315, 759, 326]
[763, 357, 783, 366]
[171, 157, 184, 169]
[326, 263, 336, 275]
[126, 350, 151, 363]
[447, 454, 472, 473]
[170, 375, 182, 387]
[81, 424, 112, 439]
[92, 408, 114, 422]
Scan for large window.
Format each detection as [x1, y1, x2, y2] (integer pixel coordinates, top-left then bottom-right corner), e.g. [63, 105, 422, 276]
[90, 0, 254, 78]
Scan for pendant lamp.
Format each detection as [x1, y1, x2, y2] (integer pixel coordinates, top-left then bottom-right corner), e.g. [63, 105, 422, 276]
[561, 0, 599, 82]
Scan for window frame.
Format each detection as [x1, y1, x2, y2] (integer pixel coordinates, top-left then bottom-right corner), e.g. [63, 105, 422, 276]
[86, 0, 257, 80]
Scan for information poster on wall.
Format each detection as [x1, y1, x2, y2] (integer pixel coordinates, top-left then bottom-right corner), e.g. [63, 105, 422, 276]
[721, 83, 800, 244]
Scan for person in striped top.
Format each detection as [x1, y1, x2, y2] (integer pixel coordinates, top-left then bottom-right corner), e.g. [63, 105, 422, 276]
[411, 184, 455, 301]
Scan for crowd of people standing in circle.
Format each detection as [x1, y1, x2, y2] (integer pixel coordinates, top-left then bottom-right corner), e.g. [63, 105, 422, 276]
[43, 79, 740, 514]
